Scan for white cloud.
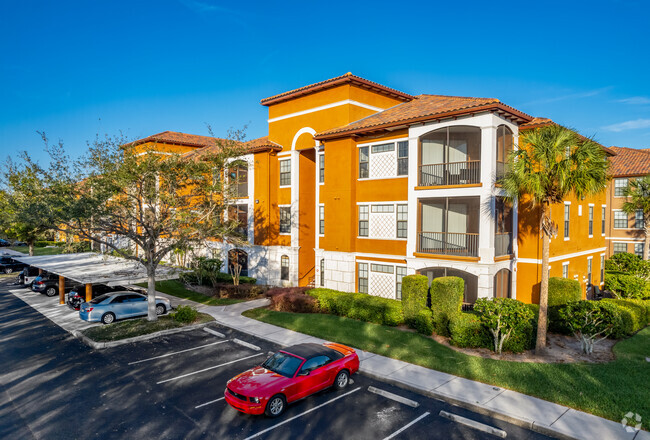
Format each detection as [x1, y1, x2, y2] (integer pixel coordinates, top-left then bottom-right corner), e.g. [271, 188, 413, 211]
[522, 87, 612, 106]
[617, 97, 650, 105]
[602, 119, 650, 132]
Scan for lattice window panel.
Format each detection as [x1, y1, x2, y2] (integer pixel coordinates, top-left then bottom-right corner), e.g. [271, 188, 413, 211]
[370, 212, 395, 239]
[369, 272, 396, 299]
[370, 151, 396, 178]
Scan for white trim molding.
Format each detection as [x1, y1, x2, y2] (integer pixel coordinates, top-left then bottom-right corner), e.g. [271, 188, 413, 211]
[517, 247, 607, 264]
[268, 100, 385, 123]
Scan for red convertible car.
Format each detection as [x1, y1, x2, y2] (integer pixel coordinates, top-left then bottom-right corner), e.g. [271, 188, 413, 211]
[225, 342, 360, 417]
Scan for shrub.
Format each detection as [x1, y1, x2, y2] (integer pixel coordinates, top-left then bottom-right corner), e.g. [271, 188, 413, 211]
[430, 277, 464, 336]
[265, 287, 309, 298]
[308, 288, 404, 326]
[270, 291, 319, 313]
[171, 305, 198, 323]
[559, 301, 621, 354]
[549, 305, 573, 335]
[449, 313, 491, 349]
[412, 309, 434, 335]
[604, 271, 649, 299]
[474, 298, 535, 354]
[402, 275, 429, 329]
[605, 252, 650, 277]
[602, 298, 648, 335]
[548, 277, 582, 306]
[216, 283, 265, 299]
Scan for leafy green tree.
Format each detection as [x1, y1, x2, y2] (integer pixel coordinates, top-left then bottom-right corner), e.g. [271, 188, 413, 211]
[622, 175, 650, 260]
[474, 298, 535, 354]
[500, 124, 609, 352]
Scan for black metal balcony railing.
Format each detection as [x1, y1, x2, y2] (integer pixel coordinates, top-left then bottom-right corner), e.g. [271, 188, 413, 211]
[417, 232, 479, 257]
[495, 232, 512, 257]
[418, 160, 480, 187]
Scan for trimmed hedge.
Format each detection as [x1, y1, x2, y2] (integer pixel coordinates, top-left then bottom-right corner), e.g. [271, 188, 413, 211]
[402, 275, 429, 328]
[604, 271, 649, 299]
[449, 313, 490, 348]
[430, 276, 464, 336]
[269, 291, 319, 313]
[602, 298, 648, 336]
[308, 288, 404, 326]
[412, 309, 434, 336]
[548, 277, 582, 306]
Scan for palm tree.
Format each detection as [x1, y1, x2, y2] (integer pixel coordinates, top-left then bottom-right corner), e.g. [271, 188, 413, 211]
[500, 124, 608, 353]
[622, 175, 650, 260]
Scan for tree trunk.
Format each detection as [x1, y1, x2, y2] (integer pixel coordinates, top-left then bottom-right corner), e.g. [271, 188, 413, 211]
[147, 263, 157, 322]
[536, 206, 550, 354]
[28, 242, 34, 256]
[644, 218, 650, 261]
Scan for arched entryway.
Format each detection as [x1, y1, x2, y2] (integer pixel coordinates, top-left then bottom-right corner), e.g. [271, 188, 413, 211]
[493, 268, 512, 298]
[418, 267, 478, 304]
[228, 249, 248, 278]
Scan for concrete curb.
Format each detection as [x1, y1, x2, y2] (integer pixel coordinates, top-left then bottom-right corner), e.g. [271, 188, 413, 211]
[72, 321, 214, 349]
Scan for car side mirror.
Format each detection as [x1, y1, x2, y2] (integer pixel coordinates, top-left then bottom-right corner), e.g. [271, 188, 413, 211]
[298, 370, 310, 376]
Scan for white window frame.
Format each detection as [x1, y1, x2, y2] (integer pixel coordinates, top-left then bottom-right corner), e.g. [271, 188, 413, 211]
[634, 242, 644, 258]
[588, 204, 594, 238]
[562, 262, 569, 279]
[564, 202, 571, 241]
[612, 242, 627, 254]
[279, 205, 291, 235]
[614, 178, 628, 197]
[635, 209, 644, 230]
[318, 153, 325, 185]
[613, 210, 628, 229]
[279, 159, 291, 187]
[356, 138, 409, 181]
[587, 256, 593, 285]
[601, 205, 606, 236]
[319, 204, 325, 236]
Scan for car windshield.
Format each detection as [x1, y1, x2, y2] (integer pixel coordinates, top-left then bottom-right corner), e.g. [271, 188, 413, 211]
[262, 352, 303, 378]
[89, 294, 112, 304]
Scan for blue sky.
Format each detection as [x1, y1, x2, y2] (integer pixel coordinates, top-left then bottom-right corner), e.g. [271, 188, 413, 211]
[1, 0, 649, 164]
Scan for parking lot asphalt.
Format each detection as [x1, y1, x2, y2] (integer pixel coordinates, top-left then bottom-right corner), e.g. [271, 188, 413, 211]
[0, 281, 554, 440]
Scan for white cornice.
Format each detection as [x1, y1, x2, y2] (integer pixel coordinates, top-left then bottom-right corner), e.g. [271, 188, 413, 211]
[268, 100, 385, 123]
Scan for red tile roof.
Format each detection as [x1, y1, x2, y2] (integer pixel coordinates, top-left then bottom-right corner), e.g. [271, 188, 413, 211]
[260, 73, 414, 106]
[608, 146, 650, 176]
[315, 94, 533, 140]
[520, 118, 616, 156]
[131, 131, 227, 149]
[183, 135, 282, 160]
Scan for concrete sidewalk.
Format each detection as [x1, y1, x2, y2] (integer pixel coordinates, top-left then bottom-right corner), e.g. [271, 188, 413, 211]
[200, 299, 649, 440]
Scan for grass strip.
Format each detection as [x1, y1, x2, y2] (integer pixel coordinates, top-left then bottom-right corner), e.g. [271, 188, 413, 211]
[82, 312, 214, 342]
[138, 280, 243, 306]
[243, 308, 650, 429]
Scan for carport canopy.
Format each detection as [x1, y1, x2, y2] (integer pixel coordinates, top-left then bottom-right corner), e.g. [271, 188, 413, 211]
[11, 252, 182, 286]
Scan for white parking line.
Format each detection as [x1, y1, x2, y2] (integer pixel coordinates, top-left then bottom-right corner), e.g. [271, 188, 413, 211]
[243, 387, 361, 440]
[382, 412, 430, 440]
[195, 397, 225, 409]
[128, 340, 230, 365]
[439, 410, 507, 438]
[156, 353, 265, 384]
[232, 338, 261, 351]
[203, 327, 225, 338]
[368, 386, 419, 408]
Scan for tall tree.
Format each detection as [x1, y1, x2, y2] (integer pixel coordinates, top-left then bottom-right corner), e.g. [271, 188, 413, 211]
[622, 175, 650, 260]
[500, 124, 608, 353]
[40, 132, 248, 321]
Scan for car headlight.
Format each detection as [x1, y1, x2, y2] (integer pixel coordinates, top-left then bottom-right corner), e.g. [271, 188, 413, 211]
[250, 397, 260, 403]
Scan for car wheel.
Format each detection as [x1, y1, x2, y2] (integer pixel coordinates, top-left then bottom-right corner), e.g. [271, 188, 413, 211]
[45, 286, 57, 297]
[101, 312, 116, 325]
[5, 268, 13, 274]
[155, 304, 166, 315]
[334, 370, 349, 390]
[265, 394, 286, 418]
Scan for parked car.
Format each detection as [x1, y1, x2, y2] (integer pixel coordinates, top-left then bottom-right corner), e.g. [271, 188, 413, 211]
[19, 267, 41, 287]
[225, 342, 360, 417]
[0, 256, 28, 274]
[0, 239, 11, 247]
[31, 274, 82, 297]
[67, 284, 145, 310]
[12, 240, 27, 246]
[79, 292, 172, 324]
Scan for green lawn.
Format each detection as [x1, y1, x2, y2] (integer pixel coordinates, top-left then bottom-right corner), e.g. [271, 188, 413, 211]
[82, 312, 214, 342]
[138, 280, 244, 306]
[8, 246, 63, 256]
[244, 308, 650, 429]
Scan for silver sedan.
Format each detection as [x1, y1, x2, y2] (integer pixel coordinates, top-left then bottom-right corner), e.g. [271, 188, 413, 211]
[79, 292, 172, 324]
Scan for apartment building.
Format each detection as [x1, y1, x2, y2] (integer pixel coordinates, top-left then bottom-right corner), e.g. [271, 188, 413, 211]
[133, 74, 617, 304]
[605, 146, 650, 258]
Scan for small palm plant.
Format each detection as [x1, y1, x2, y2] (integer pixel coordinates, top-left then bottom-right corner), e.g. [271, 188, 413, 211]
[622, 175, 650, 260]
[500, 124, 608, 353]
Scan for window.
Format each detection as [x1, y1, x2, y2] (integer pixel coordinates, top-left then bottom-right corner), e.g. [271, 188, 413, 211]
[564, 204, 570, 238]
[300, 355, 330, 374]
[371, 143, 394, 154]
[396, 266, 407, 300]
[319, 205, 325, 235]
[358, 263, 368, 294]
[318, 154, 324, 183]
[562, 263, 569, 279]
[614, 178, 628, 197]
[359, 147, 369, 178]
[371, 204, 394, 213]
[229, 164, 248, 198]
[613, 242, 627, 254]
[588, 206, 594, 236]
[229, 204, 248, 236]
[397, 204, 408, 238]
[635, 243, 644, 258]
[496, 125, 513, 179]
[281, 255, 289, 281]
[601, 206, 606, 235]
[320, 259, 325, 287]
[280, 160, 291, 186]
[280, 206, 291, 234]
[600, 255, 605, 283]
[371, 263, 394, 274]
[587, 258, 592, 285]
[614, 211, 628, 229]
[397, 141, 408, 175]
[635, 210, 644, 229]
[358, 205, 369, 237]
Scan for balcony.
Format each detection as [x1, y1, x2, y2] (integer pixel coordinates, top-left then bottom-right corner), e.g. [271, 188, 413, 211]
[495, 232, 512, 257]
[418, 160, 481, 187]
[417, 231, 479, 257]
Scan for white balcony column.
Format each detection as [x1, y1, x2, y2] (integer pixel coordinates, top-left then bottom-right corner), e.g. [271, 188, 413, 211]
[290, 150, 300, 248]
[478, 124, 498, 262]
[406, 135, 420, 257]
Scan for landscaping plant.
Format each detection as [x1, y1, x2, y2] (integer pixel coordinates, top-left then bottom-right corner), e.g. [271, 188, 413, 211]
[474, 298, 535, 354]
[401, 275, 429, 329]
[430, 276, 463, 336]
[559, 301, 620, 355]
[171, 305, 199, 324]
